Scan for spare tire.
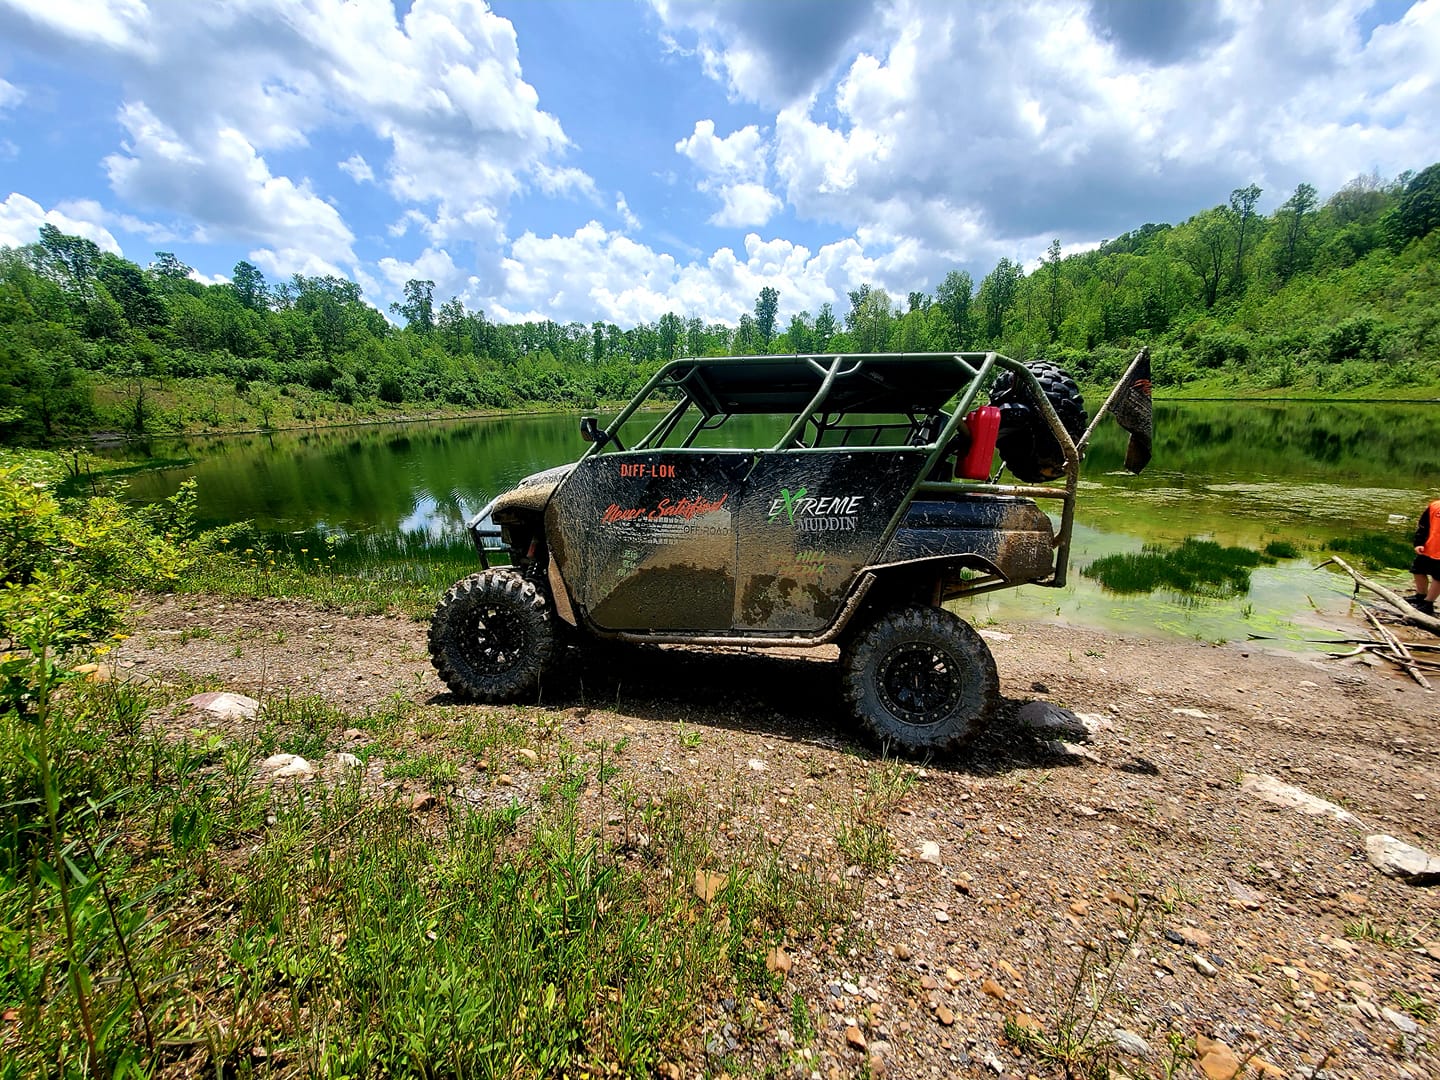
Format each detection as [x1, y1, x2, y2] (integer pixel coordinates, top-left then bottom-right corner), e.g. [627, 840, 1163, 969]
[987, 361, 1087, 483]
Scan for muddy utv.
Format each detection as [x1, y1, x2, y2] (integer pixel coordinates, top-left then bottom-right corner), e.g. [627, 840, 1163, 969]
[430, 349, 1152, 756]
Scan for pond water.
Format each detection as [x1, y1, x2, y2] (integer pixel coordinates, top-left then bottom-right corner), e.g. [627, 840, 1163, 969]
[102, 401, 1440, 651]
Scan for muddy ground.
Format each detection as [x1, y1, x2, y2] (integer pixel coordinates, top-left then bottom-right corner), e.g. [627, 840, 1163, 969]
[117, 595, 1440, 1079]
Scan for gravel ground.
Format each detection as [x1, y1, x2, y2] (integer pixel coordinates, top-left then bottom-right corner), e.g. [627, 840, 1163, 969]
[117, 594, 1440, 1080]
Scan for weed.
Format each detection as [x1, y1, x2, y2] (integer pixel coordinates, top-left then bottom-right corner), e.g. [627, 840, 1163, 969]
[1390, 989, 1437, 1023]
[835, 817, 894, 872]
[1344, 917, 1401, 947]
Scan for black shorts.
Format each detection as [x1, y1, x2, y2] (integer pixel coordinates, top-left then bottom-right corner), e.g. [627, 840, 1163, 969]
[1413, 552, 1440, 577]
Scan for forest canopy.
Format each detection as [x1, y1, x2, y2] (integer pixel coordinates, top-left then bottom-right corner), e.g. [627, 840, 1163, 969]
[2, 163, 1438, 444]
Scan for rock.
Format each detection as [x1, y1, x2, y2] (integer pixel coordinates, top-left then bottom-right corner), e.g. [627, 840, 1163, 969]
[1239, 773, 1363, 826]
[72, 662, 113, 684]
[1192, 954, 1218, 978]
[867, 1053, 886, 1078]
[694, 870, 727, 903]
[185, 691, 259, 721]
[933, 910, 950, 923]
[978, 628, 1013, 642]
[1111, 1028, 1152, 1058]
[1017, 701, 1096, 742]
[1106, 887, 1136, 910]
[1423, 940, 1440, 961]
[919, 841, 942, 865]
[516, 748, 539, 765]
[323, 752, 361, 777]
[935, 1004, 955, 1026]
[944, 966, 962, 985]
[747, 758, 768, 772]
[845, 1025, 867, 1051]
[409, 792, 436, 812]
[980, 978, 1006, 1000]
[1176, 926, 1212, 947]
[766, 945, 792, 976]
[1195, 1035, 1240, 1080]
[1365, 835, 1440, 883]
[1382, 1007, 1419, 1034]
[1069, 899, 1090, 916]
[343, 727, 364, 740]
[1225, 878, 1264, 909]
[1041, 739, 1101, 763]
[259, 753, 314, 780]
[1171, 707, 1216, 720]
[894, 943, 911, 960]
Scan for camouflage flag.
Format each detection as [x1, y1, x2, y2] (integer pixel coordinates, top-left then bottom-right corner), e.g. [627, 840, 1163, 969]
[1113, 348, 1152, 473]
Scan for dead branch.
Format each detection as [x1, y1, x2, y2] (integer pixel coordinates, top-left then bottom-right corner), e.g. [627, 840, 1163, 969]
[1314, 556, 1440, 635]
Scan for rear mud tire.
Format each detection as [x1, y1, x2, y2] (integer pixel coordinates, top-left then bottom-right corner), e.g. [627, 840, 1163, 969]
[430, 569, 553, 702]
[988, 361, 1088, 483]
[841, 606, 999, 756]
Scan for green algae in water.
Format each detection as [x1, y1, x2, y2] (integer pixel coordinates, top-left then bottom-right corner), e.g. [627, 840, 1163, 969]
[1263, 539, 1301, 559]
[1083, 538, 1266, 598]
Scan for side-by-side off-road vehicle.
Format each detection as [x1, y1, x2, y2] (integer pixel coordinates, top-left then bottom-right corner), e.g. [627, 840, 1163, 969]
[430, 349, 1152, 755]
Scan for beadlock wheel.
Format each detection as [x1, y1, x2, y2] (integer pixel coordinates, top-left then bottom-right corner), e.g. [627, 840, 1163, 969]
[429, 569, 553, 702]
[841, 606, 999, 756]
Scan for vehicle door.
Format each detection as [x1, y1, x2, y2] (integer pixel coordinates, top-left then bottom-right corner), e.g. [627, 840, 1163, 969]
[546, 449, 751, 631]
[730, 448, 927, 632]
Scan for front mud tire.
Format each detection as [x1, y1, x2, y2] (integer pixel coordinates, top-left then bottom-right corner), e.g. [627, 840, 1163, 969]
[430, 569, 553, 702]
[841, 606, 999, 756]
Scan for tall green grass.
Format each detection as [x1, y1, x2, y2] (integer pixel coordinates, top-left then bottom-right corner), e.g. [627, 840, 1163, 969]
[1083, 537, 1266, 598]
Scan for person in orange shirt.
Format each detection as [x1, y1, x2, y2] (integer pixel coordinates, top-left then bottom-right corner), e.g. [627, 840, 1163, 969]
[1408, 498, 1440, 615]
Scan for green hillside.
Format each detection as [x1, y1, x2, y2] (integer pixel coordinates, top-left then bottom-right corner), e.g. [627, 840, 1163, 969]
[3, 164, 1438, 444]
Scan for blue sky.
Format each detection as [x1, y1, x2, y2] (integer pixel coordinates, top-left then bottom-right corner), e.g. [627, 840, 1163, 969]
[0, 0, 1435, 328]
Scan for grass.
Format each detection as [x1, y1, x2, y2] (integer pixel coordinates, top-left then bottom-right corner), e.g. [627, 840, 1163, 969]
[1324, 531, 1418, 572]
[1, 641, 856, 1078]
[1083, 537, 1269, 599]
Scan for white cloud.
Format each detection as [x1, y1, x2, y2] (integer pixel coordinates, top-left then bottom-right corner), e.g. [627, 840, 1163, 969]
[0, 191, 122, 252]
[708, 182, 781, 228]
[104, 103, 357, 269]
[3, 0, 590, 252]
[0, 76, 22, 109]
[675, 120, 767, 179]
[616, 192, 641, 231]
[497, 221, 865, 327]
[658, 0, 1440, 290]
[339, 154, 374, 183]
[676, 120, 781, 227]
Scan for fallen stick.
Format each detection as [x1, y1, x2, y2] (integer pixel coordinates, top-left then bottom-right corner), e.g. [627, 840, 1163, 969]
[1362, 607, 1432, 689]
[1314, 556, 1440, 635]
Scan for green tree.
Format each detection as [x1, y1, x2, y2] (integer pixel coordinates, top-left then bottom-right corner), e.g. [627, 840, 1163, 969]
[396, 279, 436, 334]
[935, 270, 975, 349]
[753, 287, 780, 353]
[1044, 238, 1064, 340]
[1272, 182, 1318, 284]
[814, 302, 837, 351]
[1228, 183, 1262, 293]
[232, 260, 268, 311]
[845, 284, 894, 353]
[978, 259, 1021, 341]
[1389, 162, 1440, 246]
[1180, 208, 1231, 308]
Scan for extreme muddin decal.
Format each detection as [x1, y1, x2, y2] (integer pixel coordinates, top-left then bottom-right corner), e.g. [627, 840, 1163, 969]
[768, 487, 864, 532]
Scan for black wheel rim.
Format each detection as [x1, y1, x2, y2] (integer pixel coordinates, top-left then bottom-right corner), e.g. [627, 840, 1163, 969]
[458, 602, 528, 674]
[877, 642, 963, 727]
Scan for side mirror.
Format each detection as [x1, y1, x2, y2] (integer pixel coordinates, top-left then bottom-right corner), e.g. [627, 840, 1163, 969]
[579, 415, 601, 443]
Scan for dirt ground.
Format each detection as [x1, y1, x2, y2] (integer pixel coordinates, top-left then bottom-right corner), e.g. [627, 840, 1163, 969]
[117, 594, 1440, 1080]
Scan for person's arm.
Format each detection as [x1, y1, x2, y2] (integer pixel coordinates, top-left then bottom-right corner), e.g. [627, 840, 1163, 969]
[1418, 509, 1432, 553]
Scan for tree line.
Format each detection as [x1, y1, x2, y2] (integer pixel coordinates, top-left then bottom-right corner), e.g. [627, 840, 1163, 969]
[2, 162, 1437, 443]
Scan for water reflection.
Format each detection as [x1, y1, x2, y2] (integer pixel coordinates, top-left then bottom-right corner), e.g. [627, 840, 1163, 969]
[101, 401, 1440, 650]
